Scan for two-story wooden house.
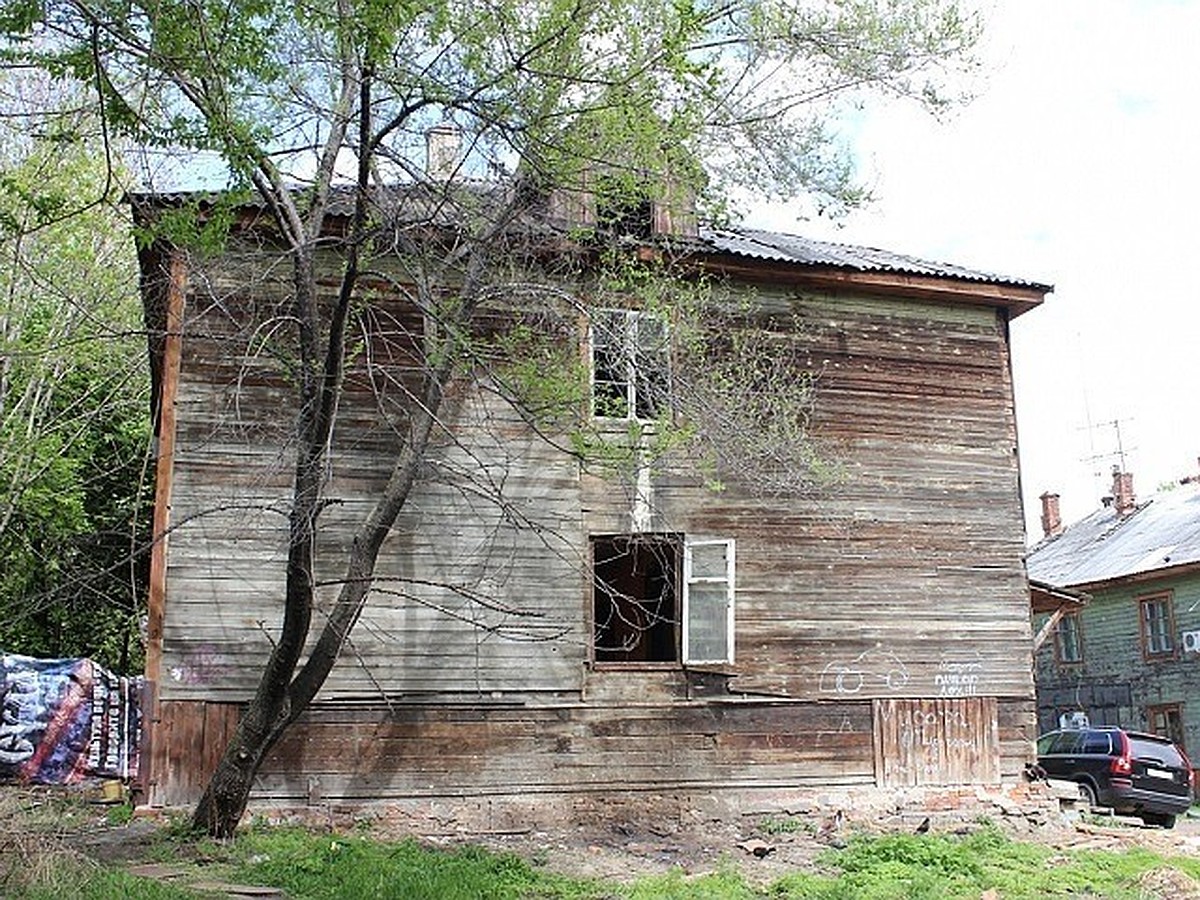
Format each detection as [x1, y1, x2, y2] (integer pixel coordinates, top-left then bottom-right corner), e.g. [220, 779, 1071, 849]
[134, 186, 1050, 824]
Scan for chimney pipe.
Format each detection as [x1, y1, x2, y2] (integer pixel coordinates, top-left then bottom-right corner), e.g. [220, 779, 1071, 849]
[1111, 466, 1136, 516]
[1039, 491, 1064, 538]
[425, 122, 461, 181]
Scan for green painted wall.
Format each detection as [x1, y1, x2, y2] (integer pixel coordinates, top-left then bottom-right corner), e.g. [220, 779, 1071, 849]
[1034, 571, 1200, 755]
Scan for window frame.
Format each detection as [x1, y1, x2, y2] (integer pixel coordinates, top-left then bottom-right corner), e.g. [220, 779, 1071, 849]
[1147, 702, 1186, 751]
[1139, 592, 1177, 661]
[1055, 612, 1084, 665]
[682, 538, 736, 665]
[589, 533, 736, 668]
[588, 308, 670, 422]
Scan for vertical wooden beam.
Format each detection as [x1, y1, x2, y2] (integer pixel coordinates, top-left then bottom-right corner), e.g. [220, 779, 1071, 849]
[142, 249, 187, 805]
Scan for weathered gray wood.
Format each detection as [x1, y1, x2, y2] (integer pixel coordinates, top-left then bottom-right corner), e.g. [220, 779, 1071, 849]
[147, 236, 1039, 807]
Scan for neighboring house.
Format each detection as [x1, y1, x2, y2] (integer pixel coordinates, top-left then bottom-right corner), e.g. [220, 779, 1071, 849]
[1028, 468, 1200, 752]
[132, 184, 1050, 820]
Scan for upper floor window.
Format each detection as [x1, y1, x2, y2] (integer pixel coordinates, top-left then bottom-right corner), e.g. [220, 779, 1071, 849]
[1056, 613, 1083, 664]
[590, 309, 669, 420]
[1139, 593, 1176, 659]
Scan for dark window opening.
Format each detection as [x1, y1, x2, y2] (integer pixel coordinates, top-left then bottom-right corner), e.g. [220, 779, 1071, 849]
[592, 535, 680, 663]
[595, 183, 654, 239]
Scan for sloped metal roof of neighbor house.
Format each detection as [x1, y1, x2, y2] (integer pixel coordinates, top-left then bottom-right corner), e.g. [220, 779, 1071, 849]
[698, 227, 1052, 292]
[1026, 481, 1200, 588]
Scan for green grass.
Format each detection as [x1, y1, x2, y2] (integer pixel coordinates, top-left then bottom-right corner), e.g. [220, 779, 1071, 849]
[6, 807, 1200, 899]
[767, 827, 1200, 899]
[230, 828, 607, 899]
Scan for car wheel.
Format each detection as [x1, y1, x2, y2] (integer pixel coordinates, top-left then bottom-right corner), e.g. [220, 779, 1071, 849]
[1141, 813, 1176, 829]
[1076, 782, 1097, 807]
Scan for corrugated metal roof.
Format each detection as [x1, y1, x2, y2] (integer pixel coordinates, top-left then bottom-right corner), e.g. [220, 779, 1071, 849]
[1026, 482, 1200, 588]
[128, 188, 1051, 293]
[699, 227, 1050, 291]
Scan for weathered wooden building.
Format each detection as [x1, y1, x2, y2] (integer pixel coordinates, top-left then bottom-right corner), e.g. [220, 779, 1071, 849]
[1029, 468, 1200, 753]
[135, 188, 1050, 821]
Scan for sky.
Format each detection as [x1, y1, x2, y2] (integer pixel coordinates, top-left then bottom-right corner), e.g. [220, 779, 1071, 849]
[757, 0, 1200, 542]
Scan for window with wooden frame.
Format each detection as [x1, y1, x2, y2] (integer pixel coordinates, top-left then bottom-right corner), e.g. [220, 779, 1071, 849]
[1139, 593, 1176, 659]
[1055, 612, 1084, 664]
[1147, 703, 1186, 751]
[589, 309, 670, 421]
[591, 534, 735, 666]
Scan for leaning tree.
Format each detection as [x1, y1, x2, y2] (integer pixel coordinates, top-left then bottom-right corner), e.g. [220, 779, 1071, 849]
[1, 0, 981, 835]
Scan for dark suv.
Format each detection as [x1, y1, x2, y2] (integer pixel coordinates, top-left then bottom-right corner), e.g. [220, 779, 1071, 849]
[1036, 727, 1193, 827]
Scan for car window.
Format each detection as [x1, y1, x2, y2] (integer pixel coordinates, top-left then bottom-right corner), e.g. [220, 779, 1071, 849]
[1050, 731, 1084, 754]
[1129, 736, 1184, 767]
[1082, 731, 1112, 754]
[1036, 733, 1058, 755]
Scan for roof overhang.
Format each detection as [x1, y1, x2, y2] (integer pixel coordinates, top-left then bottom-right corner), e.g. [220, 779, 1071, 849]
[692, 255, 1048, 319]
[1030, 578, 1091, 614]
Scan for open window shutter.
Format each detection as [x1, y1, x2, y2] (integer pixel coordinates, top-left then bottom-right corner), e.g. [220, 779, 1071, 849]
[683, 539, 735, 664]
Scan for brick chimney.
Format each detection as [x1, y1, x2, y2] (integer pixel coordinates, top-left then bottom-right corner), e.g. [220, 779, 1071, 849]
[1039, 491, 1064, 538]
[1111, 466, 1136, 516]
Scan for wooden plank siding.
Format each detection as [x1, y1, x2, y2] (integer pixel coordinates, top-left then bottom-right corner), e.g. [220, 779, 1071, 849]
[873, 697, 999, 787]
[147, 696, 1031, 807]
[145, 237, 1038, 809]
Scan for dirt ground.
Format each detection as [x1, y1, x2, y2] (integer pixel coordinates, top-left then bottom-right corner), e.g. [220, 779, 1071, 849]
[7, 784, 1200, 890]
[444, 805, 1200, 885]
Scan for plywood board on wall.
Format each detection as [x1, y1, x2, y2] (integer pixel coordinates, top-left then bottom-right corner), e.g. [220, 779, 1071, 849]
[872, 696, 999, 787]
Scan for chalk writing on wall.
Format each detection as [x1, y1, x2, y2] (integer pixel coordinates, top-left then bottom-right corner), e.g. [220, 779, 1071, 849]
[934, 653, 984, 697]
[820, 650, 909, 694]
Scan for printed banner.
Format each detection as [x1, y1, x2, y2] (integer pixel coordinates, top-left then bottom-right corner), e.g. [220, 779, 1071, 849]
[0, 654, 141, 784]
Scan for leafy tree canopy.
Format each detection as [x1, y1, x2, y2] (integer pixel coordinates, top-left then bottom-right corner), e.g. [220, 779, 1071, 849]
[0, 74, 150, 672]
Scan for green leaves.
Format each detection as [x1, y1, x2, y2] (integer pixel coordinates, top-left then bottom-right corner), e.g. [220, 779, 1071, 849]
[0, 78, 150, 672]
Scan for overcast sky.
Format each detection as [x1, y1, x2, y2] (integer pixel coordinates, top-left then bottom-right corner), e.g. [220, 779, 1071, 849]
[758, 0, 1200, 541]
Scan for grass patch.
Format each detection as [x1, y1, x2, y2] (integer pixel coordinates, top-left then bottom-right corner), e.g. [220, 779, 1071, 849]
[769, 826, 1200, 899]
[231, 827, 607, 899]
[5, 787, 1200, 899]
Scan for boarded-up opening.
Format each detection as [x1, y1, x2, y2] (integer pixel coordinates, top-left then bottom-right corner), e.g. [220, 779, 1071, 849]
[147, 699, 241, 806]
[873, 697, 999, 787]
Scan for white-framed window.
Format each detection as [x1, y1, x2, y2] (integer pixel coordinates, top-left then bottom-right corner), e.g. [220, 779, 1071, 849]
[591, 534, 735, 666]
[683, 539, 736, 665]
[589, 309, 669, 420]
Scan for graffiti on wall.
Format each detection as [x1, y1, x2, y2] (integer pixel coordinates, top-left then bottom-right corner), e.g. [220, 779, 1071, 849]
[0, 654, 141, 784]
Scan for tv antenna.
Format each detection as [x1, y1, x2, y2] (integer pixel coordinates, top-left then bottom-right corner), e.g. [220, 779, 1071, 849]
[1079, 417, 1136, 476]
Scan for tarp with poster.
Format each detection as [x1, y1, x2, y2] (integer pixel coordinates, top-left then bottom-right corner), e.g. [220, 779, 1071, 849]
[0, 653, 141, 784]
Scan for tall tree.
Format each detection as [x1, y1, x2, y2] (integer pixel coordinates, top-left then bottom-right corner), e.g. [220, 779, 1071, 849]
[2, 0, 980, 835]
[0, 74, 150, 672]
